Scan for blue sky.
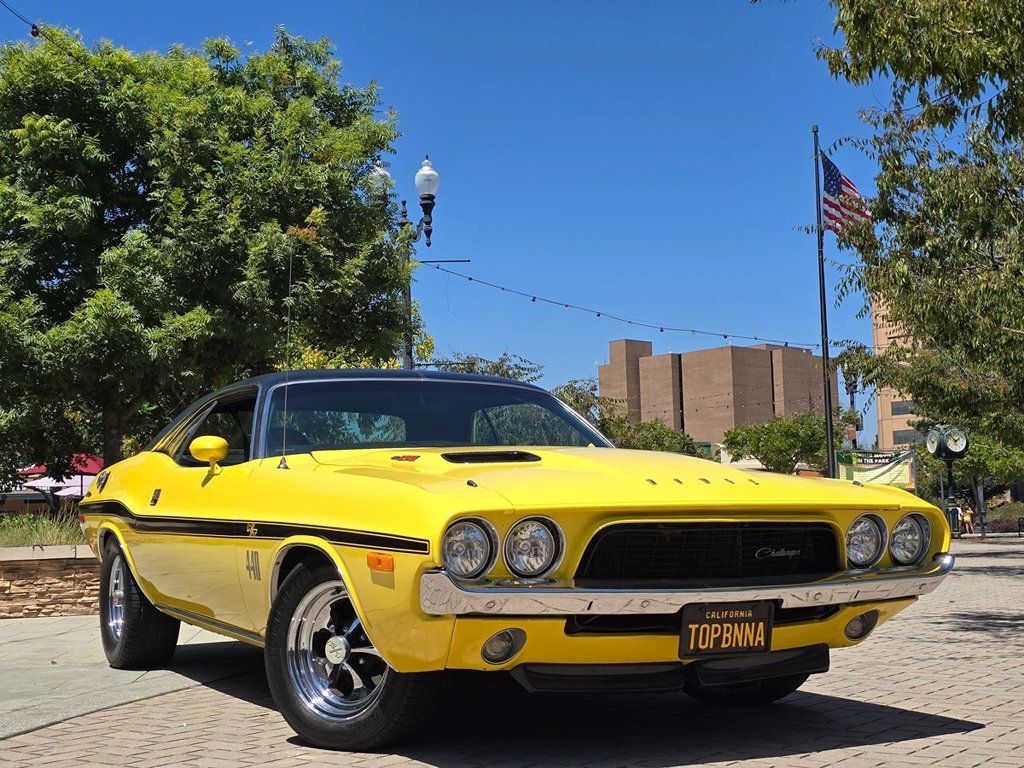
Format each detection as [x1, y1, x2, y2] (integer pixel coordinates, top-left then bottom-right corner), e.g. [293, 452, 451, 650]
[3, 1, 883, 441]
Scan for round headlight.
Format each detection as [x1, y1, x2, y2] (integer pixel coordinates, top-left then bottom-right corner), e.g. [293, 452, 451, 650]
[846, 515, 884, 568]
[442, 520, 494, 579]
[504, 518, 561, 578]
[890, 514, 930, 565]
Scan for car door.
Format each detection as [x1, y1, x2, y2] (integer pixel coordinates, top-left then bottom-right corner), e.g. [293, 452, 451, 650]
[132, 388, 259, 632]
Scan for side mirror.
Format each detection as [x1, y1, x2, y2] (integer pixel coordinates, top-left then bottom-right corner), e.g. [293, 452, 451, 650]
[189, 435, 229, 470]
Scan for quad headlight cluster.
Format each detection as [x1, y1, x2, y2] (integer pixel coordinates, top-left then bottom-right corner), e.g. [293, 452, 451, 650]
[442, 517, 563, 580]
[845, 513, 931, 569]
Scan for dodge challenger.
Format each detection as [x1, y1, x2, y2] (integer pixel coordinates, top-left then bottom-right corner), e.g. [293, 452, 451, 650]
[80, 370, 953, 749]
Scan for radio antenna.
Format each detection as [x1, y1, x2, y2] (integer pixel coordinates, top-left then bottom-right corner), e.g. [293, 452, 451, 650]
[278, 248, 294, 470]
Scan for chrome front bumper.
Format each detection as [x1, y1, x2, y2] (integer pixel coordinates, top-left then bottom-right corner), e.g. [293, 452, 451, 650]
[419, 553, 955, 616]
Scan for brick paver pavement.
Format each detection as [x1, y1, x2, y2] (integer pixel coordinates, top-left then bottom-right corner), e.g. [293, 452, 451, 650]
[2, 538, 1023, 767]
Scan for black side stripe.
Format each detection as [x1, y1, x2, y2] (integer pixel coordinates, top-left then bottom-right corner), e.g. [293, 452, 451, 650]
[80, 500, 430, 554]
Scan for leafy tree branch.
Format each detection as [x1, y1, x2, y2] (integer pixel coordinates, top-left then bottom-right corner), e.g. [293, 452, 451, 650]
[0, 29, 410, 483]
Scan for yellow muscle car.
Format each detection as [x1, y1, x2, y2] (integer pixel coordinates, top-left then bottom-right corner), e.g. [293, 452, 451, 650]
[80, 370, 953, 750]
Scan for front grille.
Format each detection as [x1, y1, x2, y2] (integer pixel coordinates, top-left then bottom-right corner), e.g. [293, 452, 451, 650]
[575, 522, 839, 584]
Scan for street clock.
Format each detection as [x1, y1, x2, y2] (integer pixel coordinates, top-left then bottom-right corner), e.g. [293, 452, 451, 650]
[925, 425, 969, 461]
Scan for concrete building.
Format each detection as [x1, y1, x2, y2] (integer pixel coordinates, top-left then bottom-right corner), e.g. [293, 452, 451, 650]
[639, 352, 683, 429]
[597, 339, 652, 422]
[598, 339, 838, 444]
[871, 303, 920, 450]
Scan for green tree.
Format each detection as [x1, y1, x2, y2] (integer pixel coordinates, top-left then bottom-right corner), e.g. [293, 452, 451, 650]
[551, 378, 701, 455]
[432, 352, 544, 383]
[956, 435, 1024, 490]
[0, 29, 407, 483]
[722, 411, 848, 475]
[832, 122, 1024, 449]
[602, 416, 700, 454]
[551, 378, 606, 426]
[805, 1, 1024, 448]
[818, 0, 1024, 140]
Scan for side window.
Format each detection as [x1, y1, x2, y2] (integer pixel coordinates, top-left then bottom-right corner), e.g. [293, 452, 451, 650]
[266, 409, 406, 452]
[471, 403, 588, 447]
[175, 393, 257, 467]
[162, 402, 216, 460]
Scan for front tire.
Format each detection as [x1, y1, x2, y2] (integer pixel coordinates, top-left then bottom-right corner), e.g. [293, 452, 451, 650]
[265, 562, 441, 750]
[99, 537, 180, 669]
[684, 672, 809, 706]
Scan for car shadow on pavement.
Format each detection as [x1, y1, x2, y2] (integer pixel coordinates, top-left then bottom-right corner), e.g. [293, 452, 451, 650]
[163, 641, 267, 698]
[396, 674, 983, 767]
[167, 651, 983, 766]
[190, 668, 974, 766]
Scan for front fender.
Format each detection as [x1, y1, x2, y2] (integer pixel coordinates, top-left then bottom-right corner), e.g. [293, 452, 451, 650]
[265, 536, 456, 673]
[91, 520, 164, 610]
[334, 544, 456, 672]
[266, 535, 351, 608]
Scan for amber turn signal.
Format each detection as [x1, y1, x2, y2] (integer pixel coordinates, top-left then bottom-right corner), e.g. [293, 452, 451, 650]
[367, 552, 394, 572]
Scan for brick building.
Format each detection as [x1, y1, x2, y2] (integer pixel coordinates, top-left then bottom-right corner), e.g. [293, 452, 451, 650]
[871, 303, 920, 450]
[598, 339, 838, 444]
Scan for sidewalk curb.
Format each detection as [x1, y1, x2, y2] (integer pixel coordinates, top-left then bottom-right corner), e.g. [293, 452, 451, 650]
[0, 545, 96, 562]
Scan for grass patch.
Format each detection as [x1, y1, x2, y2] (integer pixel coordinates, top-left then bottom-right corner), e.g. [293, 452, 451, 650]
[0, 513, 86, 547]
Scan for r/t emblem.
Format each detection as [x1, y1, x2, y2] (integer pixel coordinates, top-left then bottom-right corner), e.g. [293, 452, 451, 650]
[246, 522, 258, 537]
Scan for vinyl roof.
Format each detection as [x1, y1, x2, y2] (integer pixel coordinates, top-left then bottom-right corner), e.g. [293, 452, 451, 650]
[227, 368, 546, 391]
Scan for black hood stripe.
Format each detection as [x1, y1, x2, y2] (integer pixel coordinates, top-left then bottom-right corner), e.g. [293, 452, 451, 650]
[80, 500, 430, 554]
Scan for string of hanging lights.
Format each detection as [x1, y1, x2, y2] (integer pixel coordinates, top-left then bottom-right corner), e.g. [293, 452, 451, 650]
[0, 0, 78, 57]
[422, 263, 829, 350]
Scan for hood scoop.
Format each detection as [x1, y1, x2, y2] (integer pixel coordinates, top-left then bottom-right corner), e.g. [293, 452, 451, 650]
[441, 450, 542, 464]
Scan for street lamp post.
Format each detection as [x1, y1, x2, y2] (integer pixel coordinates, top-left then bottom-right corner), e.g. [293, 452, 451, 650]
[395, 157, 440, 370]
[844, 372, 859, 449]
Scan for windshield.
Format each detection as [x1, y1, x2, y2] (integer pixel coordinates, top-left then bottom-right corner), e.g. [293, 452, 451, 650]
[262, 379, 610, 454]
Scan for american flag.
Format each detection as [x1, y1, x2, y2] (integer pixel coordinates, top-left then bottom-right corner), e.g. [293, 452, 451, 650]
[821, 154, 870, 233]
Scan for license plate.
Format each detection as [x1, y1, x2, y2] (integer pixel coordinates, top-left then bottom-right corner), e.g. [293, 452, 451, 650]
[679, 601, 774, 658]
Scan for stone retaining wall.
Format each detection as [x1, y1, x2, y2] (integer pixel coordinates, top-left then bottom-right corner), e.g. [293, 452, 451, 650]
[0, 545, 99, 618]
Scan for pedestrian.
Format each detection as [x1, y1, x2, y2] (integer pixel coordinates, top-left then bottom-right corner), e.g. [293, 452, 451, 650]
[963, 506, 975, 534]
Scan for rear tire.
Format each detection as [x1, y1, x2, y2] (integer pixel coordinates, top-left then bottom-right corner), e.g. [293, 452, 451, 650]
[684, 672, 809, 707]
[265, 561, 441, 750]
[99, 537, 180, 669]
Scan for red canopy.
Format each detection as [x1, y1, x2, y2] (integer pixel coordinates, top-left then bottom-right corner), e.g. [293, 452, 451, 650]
[18, 454, 104, 477]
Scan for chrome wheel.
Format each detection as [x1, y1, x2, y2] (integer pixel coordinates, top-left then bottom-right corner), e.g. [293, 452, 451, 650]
[286, 580, 388, 720]
[107, 554, 126, 641]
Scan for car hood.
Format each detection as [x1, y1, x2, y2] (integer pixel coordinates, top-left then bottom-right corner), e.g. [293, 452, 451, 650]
[310, 446, 917, 513]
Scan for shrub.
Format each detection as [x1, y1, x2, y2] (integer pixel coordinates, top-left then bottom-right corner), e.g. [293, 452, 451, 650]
[0, 512, 85, 547]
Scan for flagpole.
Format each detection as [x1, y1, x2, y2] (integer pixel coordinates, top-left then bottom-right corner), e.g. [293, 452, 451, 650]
[813, 125, 837, 479]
